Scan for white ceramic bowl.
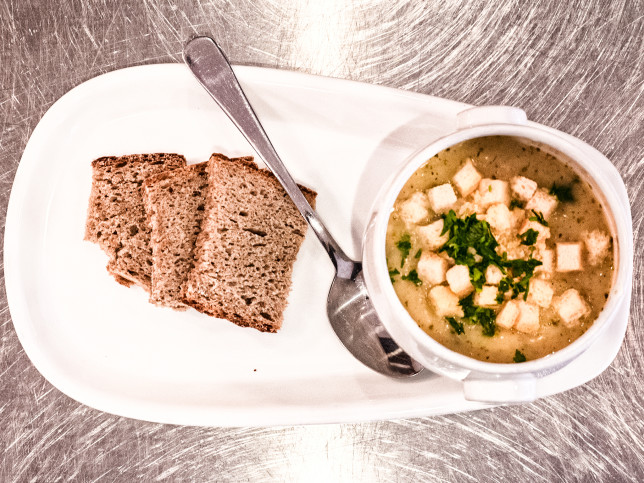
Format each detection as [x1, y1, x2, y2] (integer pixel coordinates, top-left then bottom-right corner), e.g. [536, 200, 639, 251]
[362, 106, 633, 403]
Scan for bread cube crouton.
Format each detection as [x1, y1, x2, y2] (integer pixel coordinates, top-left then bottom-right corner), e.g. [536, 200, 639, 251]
[534, 248, 554, 279]
[583, 230, 611, 266]
[417, 252, 447, 286]
[452, 160, 482, 197]
[556, 242, 583, 272]
[527, 278, 554, 308]
[399, 192, 430, 225]
[474, 285, 499, 306]
[485, 265, 504, 285]
[486, 203, 514, 232]
[519, 219, 551, 242]
[497, 300, 520, 329]
[427, 183, 458, 214]
[445, 265, 474, 298]
[510, 176, 538, 201]
[554, 289, 590, 326]
[417, 219, 449, 250]
[479, 179, 510, 208]
[525, 189, 558, 219]
[429, 286, 464, 318]
[511, 208, 527, 228]
[515, 301, 540, 333]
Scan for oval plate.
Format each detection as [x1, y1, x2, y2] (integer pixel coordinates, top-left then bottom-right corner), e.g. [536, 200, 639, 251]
[4, 64, 630, 426]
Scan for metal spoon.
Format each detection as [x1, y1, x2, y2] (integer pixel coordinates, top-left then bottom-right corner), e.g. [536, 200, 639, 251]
[184, 36, 423, 377]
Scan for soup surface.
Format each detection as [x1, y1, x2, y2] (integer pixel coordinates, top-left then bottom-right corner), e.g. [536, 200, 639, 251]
[386, 136, 614, 363]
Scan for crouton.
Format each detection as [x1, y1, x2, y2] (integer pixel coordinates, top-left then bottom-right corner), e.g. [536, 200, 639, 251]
[527, 278, 554, 308]
[429, 286, 464, 317]
[458, 200, 481, 218]
[417, 252, 447, 286]
[474, 285, 499, 306]
[525, 189, 558, 219]
[511, 208, 527, 228]
[446, 265, 474, 298]
[510, 176, 538, 201]
[479, 179, 510, 208]
[583, 230, 611, 266]
[556, 242, 583, 272]
[554, 289, 590, 326]
[438, 251, 455, 265]
[515, 301, 540, 333]
[497, 300, 520, 329]
[485, 265, 504, 285]
[427, 183, 458, 214]
[452, 160, 482, 197]
[399, 192, 430, 225]
[417, 219, 449, 250]
[519, 219, 551, 242]
[534, 248, 554, 279]
[486, 203, 514, 233]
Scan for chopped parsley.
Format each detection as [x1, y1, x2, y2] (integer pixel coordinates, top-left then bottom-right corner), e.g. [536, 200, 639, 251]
[388, 268, 399, 283]
[414, 249, 422, 259]
[529, 210, 548, 227]
[550, 183, 574, 202]
[509, 199, 523, 210]
[396, 234, 412, 268]
[402, 269, 422, 286]
[459, 293, 497, 337]
[519, 228, 539, 246]
[436, 210, 545, 331]
[446, 317, 465, 335]
[496, 256, 543, 301]
[440, 210, 504, 291]
[513, 350, 527, 363]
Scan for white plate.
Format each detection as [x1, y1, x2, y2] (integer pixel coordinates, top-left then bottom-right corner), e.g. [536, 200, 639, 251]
[5, 64, 629, 426]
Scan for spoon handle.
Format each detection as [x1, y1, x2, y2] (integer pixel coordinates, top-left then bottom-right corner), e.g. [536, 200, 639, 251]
[184, 36, 353, 274]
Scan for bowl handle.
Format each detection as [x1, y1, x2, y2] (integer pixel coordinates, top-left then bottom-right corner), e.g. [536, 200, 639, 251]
[456, 105, 527, 130]
[463, 374, 537, 403]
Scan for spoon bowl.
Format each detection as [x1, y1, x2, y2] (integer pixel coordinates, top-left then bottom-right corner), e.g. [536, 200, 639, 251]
[184, 35, 423, 377]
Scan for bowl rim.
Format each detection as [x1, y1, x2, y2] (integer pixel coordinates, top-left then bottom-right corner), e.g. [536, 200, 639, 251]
[363, 124, 632, 375]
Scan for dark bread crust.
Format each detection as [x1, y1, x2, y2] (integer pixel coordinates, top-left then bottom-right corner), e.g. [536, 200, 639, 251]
[182, 153, 317, 332]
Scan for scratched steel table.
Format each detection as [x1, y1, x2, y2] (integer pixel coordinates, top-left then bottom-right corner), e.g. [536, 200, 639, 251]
[1, 1, 643, 481]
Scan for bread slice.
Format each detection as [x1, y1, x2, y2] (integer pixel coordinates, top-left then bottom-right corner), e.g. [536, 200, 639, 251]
[142, 156, 252, 309]
[182, 154, 317, 332]
[85, 153, 187, 291]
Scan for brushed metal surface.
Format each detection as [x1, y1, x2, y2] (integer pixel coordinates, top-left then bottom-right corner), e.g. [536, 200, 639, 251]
[1, 0, 643, 481]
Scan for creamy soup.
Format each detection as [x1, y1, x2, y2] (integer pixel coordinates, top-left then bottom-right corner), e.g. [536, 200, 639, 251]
[385, 136, 615, 363]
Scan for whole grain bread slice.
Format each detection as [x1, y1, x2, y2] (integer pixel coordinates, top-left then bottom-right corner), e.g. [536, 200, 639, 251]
[182, 153, 317, 332]
[85, 153, 187, 291]
[143, 155, 253, 309]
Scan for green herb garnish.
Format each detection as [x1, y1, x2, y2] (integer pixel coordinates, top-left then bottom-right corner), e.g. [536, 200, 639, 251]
[459, 293, 497, 336]
[396, 234, 412, 268]
[438, 210, 543, 321]
[519, 228, 539, 246]
[440, 210, 504, 291]
[389, 268, 400, 284]
[497, 256, 543, 301]
[549, 183, 574, 202]
[509, 199, 523, 210]
[513, 350, 527, 363]
[529, 210, 548, 227]
[446, 317, 465, 335]
[401, 269, 422, 286]
[414, 249, 422, 259]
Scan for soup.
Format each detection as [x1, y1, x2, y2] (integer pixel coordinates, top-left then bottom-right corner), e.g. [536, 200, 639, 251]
[385, 136, 615, 363]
